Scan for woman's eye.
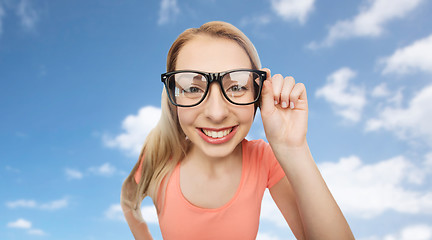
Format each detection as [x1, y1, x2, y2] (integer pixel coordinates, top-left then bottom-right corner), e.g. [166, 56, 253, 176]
[228, 85, 246, 92]
[184, 87, 203, 93]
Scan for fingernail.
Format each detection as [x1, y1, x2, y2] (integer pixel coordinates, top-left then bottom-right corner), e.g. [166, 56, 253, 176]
[290, 102, 295, 109]
[282, 102, 287, 108]
[274, 100, 278, 105]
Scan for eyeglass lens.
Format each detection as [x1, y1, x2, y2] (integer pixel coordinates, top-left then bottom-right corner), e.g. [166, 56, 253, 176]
[166, 71, 261, 106]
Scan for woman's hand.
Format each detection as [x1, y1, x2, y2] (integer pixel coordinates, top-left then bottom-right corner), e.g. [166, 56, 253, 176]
[259, 68, 308, 149]
[259, 69, 355, 239]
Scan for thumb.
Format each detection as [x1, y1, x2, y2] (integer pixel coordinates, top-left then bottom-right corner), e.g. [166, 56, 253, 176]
[260, 68, 275, 114]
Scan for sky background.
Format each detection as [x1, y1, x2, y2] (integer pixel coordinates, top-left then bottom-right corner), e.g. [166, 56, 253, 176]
[1, 0, 432, 239]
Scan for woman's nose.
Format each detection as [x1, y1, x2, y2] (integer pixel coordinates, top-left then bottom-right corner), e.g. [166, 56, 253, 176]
[203, 83, 229, 122]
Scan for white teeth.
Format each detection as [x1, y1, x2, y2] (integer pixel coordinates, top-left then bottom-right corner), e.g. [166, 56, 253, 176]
[202, 128, 233, 138]
[211, 131, 218, 138]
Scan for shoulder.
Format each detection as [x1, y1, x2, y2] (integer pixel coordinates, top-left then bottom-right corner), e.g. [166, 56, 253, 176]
[242, 138, 275, 164]
[243, 139, 272, 155]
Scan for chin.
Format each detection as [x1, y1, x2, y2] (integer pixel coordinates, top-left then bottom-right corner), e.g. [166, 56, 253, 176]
[202, 146, 238, 159]
[192, 138, 242, 159]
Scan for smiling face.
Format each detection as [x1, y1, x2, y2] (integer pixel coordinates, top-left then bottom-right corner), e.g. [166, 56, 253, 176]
[175, 34, 255, 159]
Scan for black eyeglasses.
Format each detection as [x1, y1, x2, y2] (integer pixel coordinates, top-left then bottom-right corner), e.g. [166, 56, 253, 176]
[161, 69, 267, 107]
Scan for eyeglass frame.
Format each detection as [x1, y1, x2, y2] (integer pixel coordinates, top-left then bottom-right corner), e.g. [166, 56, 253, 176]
[161, 69, 267, 107]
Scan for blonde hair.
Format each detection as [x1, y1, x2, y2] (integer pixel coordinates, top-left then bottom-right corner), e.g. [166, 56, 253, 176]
[121, 21, 262, 219]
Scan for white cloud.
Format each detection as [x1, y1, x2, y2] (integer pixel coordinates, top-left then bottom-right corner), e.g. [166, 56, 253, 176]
[240, 0, 314, 28]
[6, 199, 36, 208]
[387, 89, 404, 107]
[39, 198, 68, 210]
[66, 163, 123, 180]
[105, 204, 125, 221]
[158, 0, 180, 25]
[380, 34, 432, 75]
[239, 15, 272, 28]
[7, 218, 32, 229]
[105, 203, 158, 224]
[89, 163, 116, 177]
[392, 224, 432, 240]
[260, 189, 287, 227]
[319, 154, 432, 219]
[308, 0, 425, 49]
[0, 0, 39, 36]
[0, 2, 5, 36]
[6, 218, 47, 236]
[256, 231, 281, 240]
[5, 165, 21, 173]
[65, 168, 83, 180]
[425, 153, 432, 170]
[371, 83, 390, 98]
[141, 205, 159, 224]
[316, 67, 366, 122]
[270, 0, 315, 24]
[103, 106, 161, 156]
[28, 228, 47, 236]
[6, 197, 68, 210]
[371, 83, 403, 107]
[366, 85, 432, 144]
[363, 224, 432, 240]
[259, 190, 295, 239]
[15, 131, 29, 139]
[16, 0, 38, 31]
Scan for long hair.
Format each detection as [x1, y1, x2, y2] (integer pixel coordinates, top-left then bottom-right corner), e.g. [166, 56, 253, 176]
[121, 21, 262, 219]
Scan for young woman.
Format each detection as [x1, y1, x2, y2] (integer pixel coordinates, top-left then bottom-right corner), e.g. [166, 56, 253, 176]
[121, 21, 354, 240]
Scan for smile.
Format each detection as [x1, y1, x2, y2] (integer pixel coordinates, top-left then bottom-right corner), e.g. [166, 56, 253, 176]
[201, 128, 233, 138]
[197, 126, 238, 144]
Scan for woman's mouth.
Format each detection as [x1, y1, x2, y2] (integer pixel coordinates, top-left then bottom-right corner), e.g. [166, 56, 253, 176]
[197, 126, 238, 144]
[201, 128, 233, 138]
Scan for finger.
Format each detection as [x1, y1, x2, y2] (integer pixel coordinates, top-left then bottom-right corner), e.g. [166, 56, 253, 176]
[289, 83, 307, 109]
[259, 68, 274, 110]
[271, 74, 284, 105]
[260, 68, 271, 90]
[260, 76, 276, 113]
[280, 76, 295, 108]
[261, 68, 271, 77]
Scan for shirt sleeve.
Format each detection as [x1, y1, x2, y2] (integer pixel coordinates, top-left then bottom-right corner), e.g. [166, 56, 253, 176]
[264, 143, 286, 189]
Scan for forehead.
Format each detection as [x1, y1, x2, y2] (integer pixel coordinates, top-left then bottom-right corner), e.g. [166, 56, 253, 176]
[175, 35, 252, 72]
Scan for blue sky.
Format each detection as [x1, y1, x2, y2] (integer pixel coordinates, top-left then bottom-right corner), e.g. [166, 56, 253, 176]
[1, 0, 432, 239]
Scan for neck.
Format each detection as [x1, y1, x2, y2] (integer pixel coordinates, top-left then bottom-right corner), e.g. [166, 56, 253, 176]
[183, 143, 243, 176]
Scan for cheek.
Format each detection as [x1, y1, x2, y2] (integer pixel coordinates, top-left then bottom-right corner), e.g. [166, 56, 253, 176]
[236, 106, 255, 124]
[177, 108, 196, 131]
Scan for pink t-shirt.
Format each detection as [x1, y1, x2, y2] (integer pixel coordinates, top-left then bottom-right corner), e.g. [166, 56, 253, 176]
[134, 139, 285, 240]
